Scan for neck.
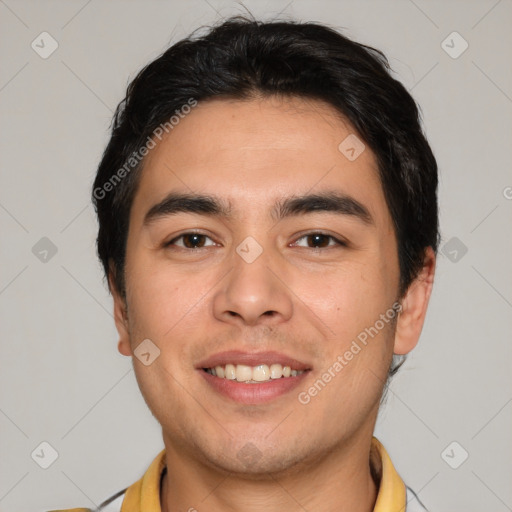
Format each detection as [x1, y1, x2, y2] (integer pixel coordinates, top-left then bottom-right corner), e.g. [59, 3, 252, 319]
[160, 433, 378, 512]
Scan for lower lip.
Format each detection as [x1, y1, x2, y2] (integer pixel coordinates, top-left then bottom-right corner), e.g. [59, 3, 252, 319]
[199, 370, 310, 404]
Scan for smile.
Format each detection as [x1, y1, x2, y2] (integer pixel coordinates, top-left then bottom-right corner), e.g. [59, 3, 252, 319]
[203, 363, 306, 383]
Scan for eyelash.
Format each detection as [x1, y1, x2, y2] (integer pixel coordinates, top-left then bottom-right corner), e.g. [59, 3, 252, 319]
[293, 233, 347, 249]
[164, 232, 347, 250]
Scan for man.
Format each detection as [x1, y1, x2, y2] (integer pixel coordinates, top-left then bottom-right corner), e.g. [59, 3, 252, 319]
[55, 14, 438, 512]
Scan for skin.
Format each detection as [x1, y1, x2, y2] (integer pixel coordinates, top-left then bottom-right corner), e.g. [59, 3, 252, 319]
[111, 95, 436, 512]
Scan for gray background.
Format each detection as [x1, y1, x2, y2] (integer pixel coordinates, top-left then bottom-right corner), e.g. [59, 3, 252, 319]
[0, 0, 511, 510]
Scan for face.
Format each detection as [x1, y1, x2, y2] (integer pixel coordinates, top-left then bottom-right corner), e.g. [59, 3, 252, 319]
[112, 95, 431, 476]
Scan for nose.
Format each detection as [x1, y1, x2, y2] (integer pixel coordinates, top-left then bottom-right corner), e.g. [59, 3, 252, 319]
[212, 244, 293, 327]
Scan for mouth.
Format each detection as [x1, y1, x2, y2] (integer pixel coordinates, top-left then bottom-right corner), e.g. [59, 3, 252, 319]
[202, 363, 306, 383]
[196, 350, 312, 404]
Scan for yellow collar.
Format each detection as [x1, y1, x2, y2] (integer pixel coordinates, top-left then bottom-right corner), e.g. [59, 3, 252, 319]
[371, 437, 407, 511]
[120, 437, 406, 512]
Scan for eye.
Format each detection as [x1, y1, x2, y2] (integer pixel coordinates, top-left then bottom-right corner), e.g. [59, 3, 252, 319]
[292, 232, 346, 249]
[165, 232, 216, 249]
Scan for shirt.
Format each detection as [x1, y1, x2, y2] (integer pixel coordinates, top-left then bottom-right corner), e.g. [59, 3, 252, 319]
[50, 437, 428, 512]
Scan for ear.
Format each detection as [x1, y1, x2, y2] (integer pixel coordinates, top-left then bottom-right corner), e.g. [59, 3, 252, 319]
[108, 265, 132, 357]
[394, 246, 436, 355]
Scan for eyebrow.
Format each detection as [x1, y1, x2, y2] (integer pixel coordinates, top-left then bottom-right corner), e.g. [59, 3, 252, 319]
[143, 191, 374, 226]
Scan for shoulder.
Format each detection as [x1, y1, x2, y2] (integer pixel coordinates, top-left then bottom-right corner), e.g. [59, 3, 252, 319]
[48, 448, 164, 512]
[47, 489, 125, 512]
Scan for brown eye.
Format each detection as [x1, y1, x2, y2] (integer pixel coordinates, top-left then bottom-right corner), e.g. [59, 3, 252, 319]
[166, 233, 215, 249]
[307, 234, 331, 248]
[293, 232, 345, 249]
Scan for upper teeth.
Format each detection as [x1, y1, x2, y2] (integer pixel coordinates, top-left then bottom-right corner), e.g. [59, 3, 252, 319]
[205, 363, 305, 382]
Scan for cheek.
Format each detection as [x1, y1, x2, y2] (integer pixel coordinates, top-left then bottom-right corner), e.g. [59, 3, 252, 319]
[294, 256, 397, 371]
[125, 250, 209, 337]
[299, 261, 386, 331]
[132, 357, 194, 440]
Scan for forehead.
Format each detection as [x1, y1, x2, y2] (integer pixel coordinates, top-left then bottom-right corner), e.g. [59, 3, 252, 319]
[131, 96, 390, 229]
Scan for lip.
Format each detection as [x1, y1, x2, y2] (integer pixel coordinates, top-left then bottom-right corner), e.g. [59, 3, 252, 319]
[196, 350, 311, 371]
[199, 368, 310, 405]
[196, 350, 312, 405]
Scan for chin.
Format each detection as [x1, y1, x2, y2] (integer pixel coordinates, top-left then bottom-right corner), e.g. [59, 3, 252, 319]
[195, 438, 317, 479]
